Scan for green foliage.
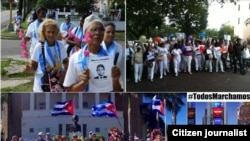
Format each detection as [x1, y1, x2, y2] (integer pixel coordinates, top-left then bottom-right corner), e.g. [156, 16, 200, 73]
[36, 0, 68, 9]
[1, 2, 17, 9]
[115, 32, 125, 39]
[127, 0, 166, 39]
[73, 0, 98, 15]
[1, 59, 12, 76]
[0, 81, 33, 92]
[1, 28, 18, 38]
[205, 28, 219, 39]
[165, 0, 209, 37]
[218, 24, 234, 41]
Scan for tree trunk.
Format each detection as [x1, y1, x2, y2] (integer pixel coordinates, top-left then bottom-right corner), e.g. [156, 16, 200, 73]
[18, 0, 23, 16]
[171, 111, 177, 125]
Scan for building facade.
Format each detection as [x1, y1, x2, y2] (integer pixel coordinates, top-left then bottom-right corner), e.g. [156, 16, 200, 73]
[1, 93, 124, 141]
[202, 102, 227, 125]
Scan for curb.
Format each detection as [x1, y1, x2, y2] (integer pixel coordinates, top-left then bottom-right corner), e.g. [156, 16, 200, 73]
[1, 37, 20, 40]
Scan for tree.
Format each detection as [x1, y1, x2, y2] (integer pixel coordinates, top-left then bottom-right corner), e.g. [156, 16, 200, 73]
[73, 0, 98, 15]
[205, 28, 219, 39]
[18, 0, 37, 22]
[218, 24, 234, 41]
[165, 0, 209, 37]
[126, 0, 166, 39]
[164, 93, 185, 125]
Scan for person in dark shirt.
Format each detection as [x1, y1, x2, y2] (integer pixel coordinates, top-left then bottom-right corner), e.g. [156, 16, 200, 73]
[233, 38, 244, 74]
[70, 115, 81, 133]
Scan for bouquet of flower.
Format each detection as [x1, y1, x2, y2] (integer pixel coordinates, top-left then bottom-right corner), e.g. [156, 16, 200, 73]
[18, 29, 29, 58]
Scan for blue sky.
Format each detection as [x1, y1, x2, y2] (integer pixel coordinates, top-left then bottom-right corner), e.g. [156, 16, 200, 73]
[142, 94, 241, 125]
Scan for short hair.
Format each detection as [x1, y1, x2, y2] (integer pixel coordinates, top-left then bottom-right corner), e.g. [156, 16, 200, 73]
[80, 13, 90, 21]
[104, 22, 116, 30]
[38, 19, 59, 41]
[96, 64, 105, 70]
[36, 7, 47, 15]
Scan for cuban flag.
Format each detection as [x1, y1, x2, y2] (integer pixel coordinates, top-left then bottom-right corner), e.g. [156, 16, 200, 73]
[152, 95, 165, 115]
[51, 100, 74, 116]
[92, 101, 118, 117]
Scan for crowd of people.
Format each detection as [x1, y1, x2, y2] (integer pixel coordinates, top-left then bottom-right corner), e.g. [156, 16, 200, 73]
[126, 37, 250, 83]
[7, 128, 166, 141]
[19, 6, 124, 93]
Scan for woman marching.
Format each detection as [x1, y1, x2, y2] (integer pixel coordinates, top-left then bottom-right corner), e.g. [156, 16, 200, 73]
[24, 19, 68, 92]
[144, 43, 156, 81]
[63, 14, 121, 92]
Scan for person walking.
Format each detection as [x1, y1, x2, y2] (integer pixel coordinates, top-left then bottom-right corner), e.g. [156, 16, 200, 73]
[24, 19, 68, 92]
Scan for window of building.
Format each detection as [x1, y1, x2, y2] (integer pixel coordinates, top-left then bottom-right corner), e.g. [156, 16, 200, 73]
[39, 102, 46, 109]
[59, 124, 62, 135]
[238, 4, 240, 11]
[66, 124, 71, 136]
[95, 128, 100, 133]
[249, 3, 250, 9]
[238, 17, 240, 24]
[82, 124, 87, 137]
[46, 128, 50, 133]
[29, 128, 34, 133]
[82, 102, 88, 108]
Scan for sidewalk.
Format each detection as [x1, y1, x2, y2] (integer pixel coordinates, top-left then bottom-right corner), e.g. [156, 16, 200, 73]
[1, 55, 32, 90]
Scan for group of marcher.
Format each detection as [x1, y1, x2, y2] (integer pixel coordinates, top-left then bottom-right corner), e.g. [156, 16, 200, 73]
[18, 7, 124, 93]
[126, 37, 250, 83]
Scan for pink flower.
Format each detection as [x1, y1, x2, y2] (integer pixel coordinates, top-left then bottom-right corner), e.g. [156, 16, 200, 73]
[21, 50, 29, 58]
[68, 30, 75, 38]
[83, 50, 89, 56]
[20, 38, 28, 58]
[82, 31, 91, 44]
[18, 29, 25, 38]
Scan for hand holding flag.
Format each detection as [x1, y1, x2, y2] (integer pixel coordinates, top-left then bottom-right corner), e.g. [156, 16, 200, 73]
[152, 95, 165, 115]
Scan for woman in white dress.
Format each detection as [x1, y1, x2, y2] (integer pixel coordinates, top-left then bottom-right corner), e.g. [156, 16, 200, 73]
[171, 43, 182, 77]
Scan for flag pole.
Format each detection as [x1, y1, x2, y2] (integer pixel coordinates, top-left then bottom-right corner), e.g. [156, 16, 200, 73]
[128, 94, 131, 135]
[164, 99, 167, 139]
[73, 95, 76, 115]
[116, 116, 123, 129]
[156, 111, 159, 128]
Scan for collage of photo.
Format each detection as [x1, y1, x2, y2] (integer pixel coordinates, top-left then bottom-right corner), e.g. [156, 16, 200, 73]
[1, 0, 250, 141]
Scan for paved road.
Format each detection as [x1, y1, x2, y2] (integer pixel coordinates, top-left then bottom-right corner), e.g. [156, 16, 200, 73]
[126, 66, 250, 92]
[1, 39, 23, 60]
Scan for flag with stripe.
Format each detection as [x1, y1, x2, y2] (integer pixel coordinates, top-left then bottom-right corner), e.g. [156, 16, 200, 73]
[51, 100, 74, 116]
[92, 101, 118, 117]
[152, 95, 165, 115]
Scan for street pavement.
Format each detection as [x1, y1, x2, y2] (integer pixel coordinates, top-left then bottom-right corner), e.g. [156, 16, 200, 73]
[126, 66, 250, 92]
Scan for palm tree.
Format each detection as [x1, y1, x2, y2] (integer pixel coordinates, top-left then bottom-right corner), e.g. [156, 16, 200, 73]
[164, 93, 185, 125]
